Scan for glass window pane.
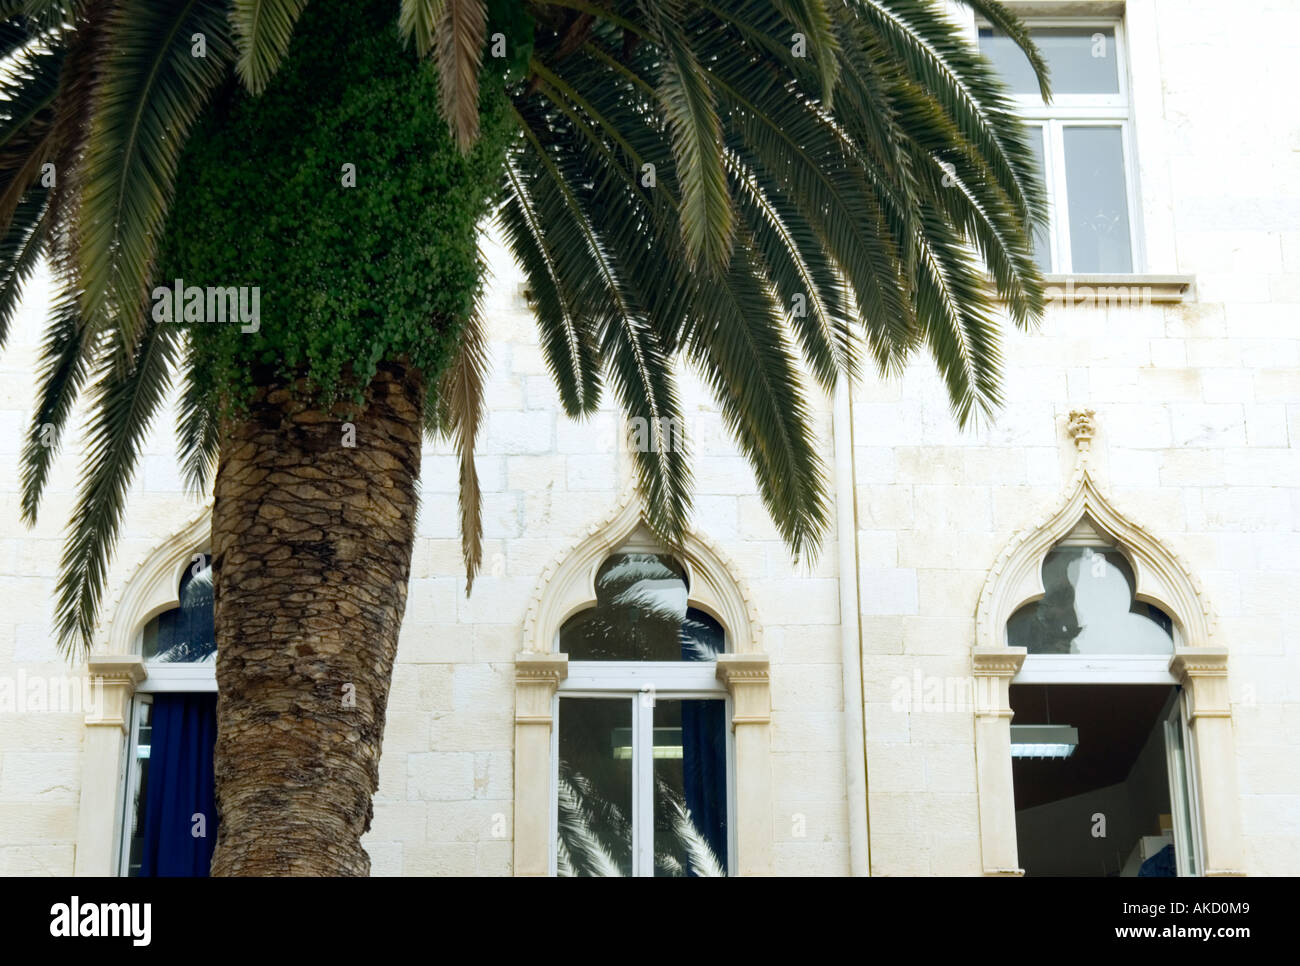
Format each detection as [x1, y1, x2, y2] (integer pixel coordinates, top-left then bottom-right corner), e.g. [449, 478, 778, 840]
[560, 552, 724, 661]
[125, 699, 152, 876]
[1026, 125, 1052, 272]
[1008, 547, 1174, 654]
[979, 26, 1120, 95]
[1063, 126, 1133, 273]
[142, 554, 215, 663]
[653, 699, 728, 877]
[556, 698, 633, 876]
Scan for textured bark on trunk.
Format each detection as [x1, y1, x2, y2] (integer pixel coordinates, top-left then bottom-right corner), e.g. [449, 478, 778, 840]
[209, 360, 423, 876]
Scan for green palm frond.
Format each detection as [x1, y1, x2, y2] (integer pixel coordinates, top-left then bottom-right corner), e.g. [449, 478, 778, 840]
[771, 0, 840, 102]
[498, 152, 602, 417]
[229, 0, 311, 94]
[638, 1, 733, 272]
[75, 0, 233, 354]
[0, 28, 62, 155]
[0, 186, 48, 347]
[963, 0, 1050, 100]
[54, 321, 179, 651]
[684, 237, 830, 556]
[18, 285, 93, 524]
[176, 331, 219, 493]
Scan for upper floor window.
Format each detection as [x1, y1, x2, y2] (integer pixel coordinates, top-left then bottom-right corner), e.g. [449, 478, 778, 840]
[554, 546, 732, 876]
[979, 20, 1138, 273]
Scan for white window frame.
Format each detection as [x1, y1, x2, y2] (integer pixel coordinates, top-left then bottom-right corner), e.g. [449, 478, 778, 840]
[980, 16, 1144, 273]
[117, 693, 153, 877]
[549, 661, 738, 878]
[1163, 687, 1206, 877]
[1015, 653, 1177, 685]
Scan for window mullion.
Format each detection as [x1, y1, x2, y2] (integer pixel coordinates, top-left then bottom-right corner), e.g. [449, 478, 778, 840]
[1048, 121, 1073, 271]
[634, 694, 655, 877]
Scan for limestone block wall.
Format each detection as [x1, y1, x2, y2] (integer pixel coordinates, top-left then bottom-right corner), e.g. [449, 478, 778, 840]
[361, 236, 852, 875]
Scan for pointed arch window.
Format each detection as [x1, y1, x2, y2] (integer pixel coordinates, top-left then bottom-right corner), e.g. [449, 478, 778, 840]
[1000, 527, 1204, 877]
[553, 547, 733, 878]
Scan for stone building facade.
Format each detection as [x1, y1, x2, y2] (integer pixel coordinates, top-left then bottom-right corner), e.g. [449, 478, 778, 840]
[0, 0, 1297, 876]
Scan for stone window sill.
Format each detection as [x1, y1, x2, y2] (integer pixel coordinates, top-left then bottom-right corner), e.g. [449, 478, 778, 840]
[1039, 273, 1194, 305]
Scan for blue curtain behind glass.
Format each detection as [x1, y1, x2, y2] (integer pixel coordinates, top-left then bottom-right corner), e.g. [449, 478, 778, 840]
[679, 609, 727, 874]
[140, 693, 218, 876]
[681, 700, 727, 874]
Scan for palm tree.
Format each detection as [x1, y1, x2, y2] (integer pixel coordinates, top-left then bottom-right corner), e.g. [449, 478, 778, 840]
[0, 0, 1049, 875]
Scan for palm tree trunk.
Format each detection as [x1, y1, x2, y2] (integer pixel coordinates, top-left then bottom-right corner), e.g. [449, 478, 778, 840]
[209, 359, 424, 876]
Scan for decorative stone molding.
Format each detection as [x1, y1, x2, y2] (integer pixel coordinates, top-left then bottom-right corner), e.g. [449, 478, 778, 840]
[716, 654, 771, 725]
[75, 655, 147, 875]
[1170, 647, 1230, 701]
[514, 653, 568, 726]
[975, 415, 1215, 653]
[521, 487, 763, 655]
[972, 647, 1029, 697]
[84, 655, 146, 729]
[1169, 647, 1243, 875]
[971, 647, 1026, 876]
[1000, 2, 1128, 20]
[1041, 274, 1194, 304]
[513, 652, 567, 877]
[715, 654, 774, 875]
[1066, 407, 1096, 447]
[98, 502, 212, 656]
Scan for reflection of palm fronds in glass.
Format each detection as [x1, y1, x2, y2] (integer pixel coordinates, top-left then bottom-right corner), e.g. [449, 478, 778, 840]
[609, 584, 686, 623]
[597, 554, 682, 596]
[184, 566, 214, 606]
[680, 614, 721, 662]
[558, 768, 724, 877]
[556, 768, 630, 877]
[654, 775, 724, 877]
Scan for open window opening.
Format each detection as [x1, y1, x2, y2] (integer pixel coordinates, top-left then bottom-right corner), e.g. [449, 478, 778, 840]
[1010, 683, 1202, 877]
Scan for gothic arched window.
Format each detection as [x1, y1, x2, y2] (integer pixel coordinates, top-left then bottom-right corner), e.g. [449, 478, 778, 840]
[554, 548, 732, 877]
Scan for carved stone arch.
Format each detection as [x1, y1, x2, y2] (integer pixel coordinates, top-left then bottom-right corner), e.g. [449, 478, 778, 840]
[975, 467, 1215, 651]
[99, 502, 213, 656]
[521, 487, 763, 655]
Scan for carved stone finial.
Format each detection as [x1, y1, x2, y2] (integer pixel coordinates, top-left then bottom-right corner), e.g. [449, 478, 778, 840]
[1067, 407, 1096, 444]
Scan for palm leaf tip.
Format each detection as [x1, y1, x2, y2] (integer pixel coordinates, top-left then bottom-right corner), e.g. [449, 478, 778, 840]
[398, 0, 447, 57]
[435, 0, 486, 152]
[230, 0, 311, 95]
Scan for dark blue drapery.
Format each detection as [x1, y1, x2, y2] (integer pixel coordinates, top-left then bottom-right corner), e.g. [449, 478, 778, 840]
[681, 699, 728, 874]
[139, 693, 218, 876]
[680, 609, 728, 874]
